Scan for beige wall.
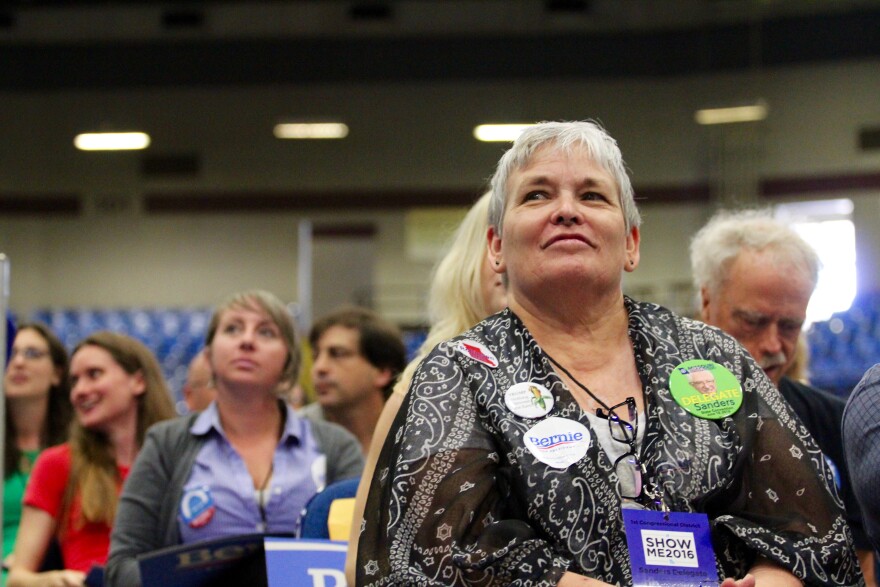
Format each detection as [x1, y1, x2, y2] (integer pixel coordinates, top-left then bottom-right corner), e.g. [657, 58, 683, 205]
[1, 59, 879, 322]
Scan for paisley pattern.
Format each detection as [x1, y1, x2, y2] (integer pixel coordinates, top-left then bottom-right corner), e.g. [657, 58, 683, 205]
[357, 299, 863, 586]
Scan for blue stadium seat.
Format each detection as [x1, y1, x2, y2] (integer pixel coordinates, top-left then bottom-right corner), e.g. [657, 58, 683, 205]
[298, 478, 360, 540]
[808, 293, 880, 396]
[29, 306, 213, 405]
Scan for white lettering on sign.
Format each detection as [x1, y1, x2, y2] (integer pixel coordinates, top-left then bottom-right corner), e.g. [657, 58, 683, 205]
[307, 568, 347, 587]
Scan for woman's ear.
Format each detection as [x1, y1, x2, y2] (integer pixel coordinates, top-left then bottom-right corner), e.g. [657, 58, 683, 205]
[624, 226, 640, 272]
[131, 371, 147, 397]
[487, 226, 505, 274]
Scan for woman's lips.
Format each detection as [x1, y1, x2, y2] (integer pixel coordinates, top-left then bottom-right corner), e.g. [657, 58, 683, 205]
[231, 358, 259, 369]
[543, 233, 592, 249]
[75, 397, 99, 412]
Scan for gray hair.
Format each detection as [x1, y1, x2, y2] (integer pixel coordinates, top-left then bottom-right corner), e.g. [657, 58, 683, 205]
[690, 209, 821, 301]
[488, 120, 641, 236]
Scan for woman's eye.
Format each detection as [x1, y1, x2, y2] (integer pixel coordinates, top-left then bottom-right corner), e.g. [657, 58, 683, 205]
[523, 191, 547, 202]
[582, 191, 606, 201]
[222, 323, 241, 334]
[258, 327, 278, 338]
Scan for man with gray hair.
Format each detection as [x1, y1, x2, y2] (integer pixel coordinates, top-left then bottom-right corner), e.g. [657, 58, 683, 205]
[691, 208, 875, 583]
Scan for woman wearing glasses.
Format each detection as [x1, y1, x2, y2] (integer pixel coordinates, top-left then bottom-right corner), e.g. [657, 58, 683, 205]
[3, 323, 73, 578]
[357, 121, 862, 586]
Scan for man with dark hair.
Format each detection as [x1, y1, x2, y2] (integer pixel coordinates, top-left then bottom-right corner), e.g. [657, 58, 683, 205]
[302, 306, 406, 454]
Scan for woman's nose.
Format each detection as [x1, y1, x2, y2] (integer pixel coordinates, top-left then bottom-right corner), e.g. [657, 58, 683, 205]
[239, 331, 256, 348]
[71, 379, 87, 397]
[552, 194, 581, 225]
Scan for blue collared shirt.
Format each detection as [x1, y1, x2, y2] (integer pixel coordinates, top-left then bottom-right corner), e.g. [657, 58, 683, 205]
[177, 401, 325, 543]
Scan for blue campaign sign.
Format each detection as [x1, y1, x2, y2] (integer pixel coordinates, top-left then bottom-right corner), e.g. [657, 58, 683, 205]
[622, 509, 719, 587]
[264, 538, 348, 587]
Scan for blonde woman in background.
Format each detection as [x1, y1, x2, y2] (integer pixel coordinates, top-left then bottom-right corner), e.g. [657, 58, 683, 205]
[784, 335, 809, 384]
[344, 192, 507, 582]
[9, 332, 175, 587]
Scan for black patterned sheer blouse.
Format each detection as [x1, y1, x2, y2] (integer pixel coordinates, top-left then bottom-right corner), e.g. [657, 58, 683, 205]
[357, 298, 863, 587]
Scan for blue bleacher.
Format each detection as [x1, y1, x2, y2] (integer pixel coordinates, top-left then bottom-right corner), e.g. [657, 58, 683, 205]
[30, 307, 213, 409]
[402, 329, 428, 362]
[28, 296, 876, 406]
[807, 293, 880, 397]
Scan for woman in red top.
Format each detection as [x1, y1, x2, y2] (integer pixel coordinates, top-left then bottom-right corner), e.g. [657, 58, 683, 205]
[8, 331, 175, 587]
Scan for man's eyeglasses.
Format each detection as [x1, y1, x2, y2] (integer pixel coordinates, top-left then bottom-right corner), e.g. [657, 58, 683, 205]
[596, 397, 643, 501]
[10, 347, 50, 361]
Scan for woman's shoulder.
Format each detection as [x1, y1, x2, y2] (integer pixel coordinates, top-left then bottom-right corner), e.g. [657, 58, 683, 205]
[144, 413, 200, 445]
[433, 308, 518, 357]
[30, 444, 72, 485]
[628, 297, 742, 349]
[34, 443, 72, 466]
[403, 309, 538, 384]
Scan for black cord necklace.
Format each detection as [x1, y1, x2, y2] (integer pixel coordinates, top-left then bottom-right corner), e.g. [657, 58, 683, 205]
[544, 351, 613, 413]
[543, 349, 649, 426]
[545, 348, 666, 512]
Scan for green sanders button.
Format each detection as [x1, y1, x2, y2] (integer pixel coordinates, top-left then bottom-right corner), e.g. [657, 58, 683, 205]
[669, 360, 742, 420]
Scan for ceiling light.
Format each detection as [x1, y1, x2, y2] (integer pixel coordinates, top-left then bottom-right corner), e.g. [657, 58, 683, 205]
[74, 132, 151, 151]
[694, 103, 768, 125]
[473, 124, 534, 142]
[274, 122, 349, 140]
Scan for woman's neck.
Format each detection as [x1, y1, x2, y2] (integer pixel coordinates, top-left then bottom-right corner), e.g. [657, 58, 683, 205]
[107, 417, 140, 468]
[510, 287, 630, 358]
[216, 389, 283, 441]
[511, 289, 644, 415]
[9, 394, 50, 451]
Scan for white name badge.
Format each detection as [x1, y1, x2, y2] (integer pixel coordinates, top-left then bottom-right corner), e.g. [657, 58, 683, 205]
[523, 417, 590, 469]
[505, 382, 554, 419]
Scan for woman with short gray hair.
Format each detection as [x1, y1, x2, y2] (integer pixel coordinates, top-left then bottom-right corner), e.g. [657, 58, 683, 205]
[357, 121, 862, 586]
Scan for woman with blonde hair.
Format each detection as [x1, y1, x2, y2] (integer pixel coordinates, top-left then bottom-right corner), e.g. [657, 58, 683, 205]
[9, 331, 175, 587]
[345, 192, 506, 582]
[106, 290, 363, 587]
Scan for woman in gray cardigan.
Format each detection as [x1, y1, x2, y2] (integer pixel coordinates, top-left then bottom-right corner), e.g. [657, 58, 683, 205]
[106, 290, 363, 586]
